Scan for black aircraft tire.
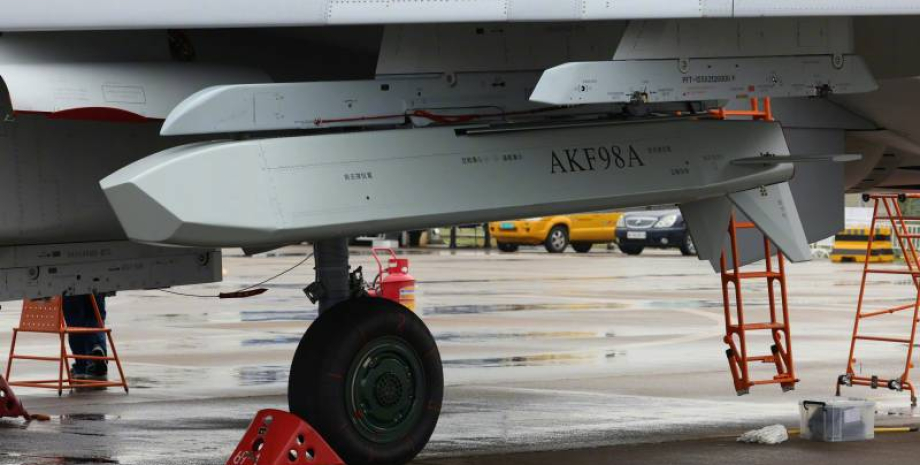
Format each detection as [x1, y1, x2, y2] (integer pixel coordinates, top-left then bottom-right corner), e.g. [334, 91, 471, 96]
[289, 297, 443, 465]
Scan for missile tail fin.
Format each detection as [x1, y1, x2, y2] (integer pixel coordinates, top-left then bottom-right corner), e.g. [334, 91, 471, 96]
[679, 197, 732, 271]
[680, 182, 812, 273]
[728, 182, 812, 263]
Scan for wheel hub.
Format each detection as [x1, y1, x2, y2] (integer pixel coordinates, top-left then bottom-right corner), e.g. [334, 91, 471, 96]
[346, 336, 426, 443]
[374, 372, 403, 407]
[552, 231, 565, 248]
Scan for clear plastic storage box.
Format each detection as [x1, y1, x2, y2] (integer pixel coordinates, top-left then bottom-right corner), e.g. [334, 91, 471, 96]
[799, 398, 875, 442]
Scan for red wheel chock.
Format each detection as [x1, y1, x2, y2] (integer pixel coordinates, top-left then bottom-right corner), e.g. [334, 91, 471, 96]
[227, 409, 345, 465]
[0, 374, 30, 421]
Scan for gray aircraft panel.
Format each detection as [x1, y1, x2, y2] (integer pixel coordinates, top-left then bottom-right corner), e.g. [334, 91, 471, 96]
[161, 72, 548, 136]
[0, 241, 220, 301]
[0, 115, 173, 245]
[1, 1, 918, 31]
[0, 62, 268, 119]
[531, 55, 877, 105]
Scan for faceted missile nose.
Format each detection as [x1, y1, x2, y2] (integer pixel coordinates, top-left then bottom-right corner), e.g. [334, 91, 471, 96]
[101, 179, 184, 244]
[100, 140, 279, 247]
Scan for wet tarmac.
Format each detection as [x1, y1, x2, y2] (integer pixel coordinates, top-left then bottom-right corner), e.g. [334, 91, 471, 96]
[1, 245, 919, 464]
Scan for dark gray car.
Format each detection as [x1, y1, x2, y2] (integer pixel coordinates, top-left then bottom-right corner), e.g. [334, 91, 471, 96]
[615, 209, 696, 256]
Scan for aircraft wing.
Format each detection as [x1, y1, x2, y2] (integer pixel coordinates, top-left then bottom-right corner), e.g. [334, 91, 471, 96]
[3, 0, 920, 31]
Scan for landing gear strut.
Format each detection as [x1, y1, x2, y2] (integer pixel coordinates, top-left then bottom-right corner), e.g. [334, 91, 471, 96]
[291, 239, 443, 465]
[311, 239, 353, 314]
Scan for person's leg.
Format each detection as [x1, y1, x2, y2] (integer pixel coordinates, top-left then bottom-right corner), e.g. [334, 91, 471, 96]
[90, 294, 107, 354]
[62, 295, 92, 377]
[86, 294, 109, 380]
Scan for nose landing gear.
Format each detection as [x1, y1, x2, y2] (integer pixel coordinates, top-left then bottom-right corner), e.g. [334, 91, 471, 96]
[289, 297, 443, 465]
[290, 239, 442, 465]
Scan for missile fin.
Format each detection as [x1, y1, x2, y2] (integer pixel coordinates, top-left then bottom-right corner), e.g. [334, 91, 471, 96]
[679, 197, 732, 270]
[731, 153, 862, 166]
[728, 182, 812, 263]
[242, 244, 289, 256]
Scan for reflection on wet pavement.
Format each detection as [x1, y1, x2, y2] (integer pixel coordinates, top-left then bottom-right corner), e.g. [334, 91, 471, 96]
[60, 413, 118, 422]
[245, 330, 620, 347]
[10, 456, 121, 465]
[236, 366, 289, 386]
[0, 396, 275, 465]
[435, 331, 615, 343]
[242, 335, 303, 346]
[645, 300, 719, 309]
[3, 246, 920, 464]
[444, 350, 625, 368]
[239, 310, 316, 322]
[426, 303, 624, 315]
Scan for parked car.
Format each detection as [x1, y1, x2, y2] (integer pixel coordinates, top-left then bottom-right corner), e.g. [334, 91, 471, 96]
[350, 229, 441, 247]
[489, 212, 623, 253]
[614, 209, 695, 256]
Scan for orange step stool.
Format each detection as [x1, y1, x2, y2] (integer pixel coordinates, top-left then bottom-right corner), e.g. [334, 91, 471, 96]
[5, 295, 128, 396]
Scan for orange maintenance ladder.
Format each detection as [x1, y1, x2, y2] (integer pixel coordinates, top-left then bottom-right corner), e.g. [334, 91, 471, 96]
[713, 97, 797, 394]
[721, 215, 798, 395]
[838, 193, 920, 406]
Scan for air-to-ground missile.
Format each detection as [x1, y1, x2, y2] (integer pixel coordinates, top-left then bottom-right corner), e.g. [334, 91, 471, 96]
[101, 119, 805, 255]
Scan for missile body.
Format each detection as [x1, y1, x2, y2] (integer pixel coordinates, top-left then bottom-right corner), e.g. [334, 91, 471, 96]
[101, 120, 792, 248]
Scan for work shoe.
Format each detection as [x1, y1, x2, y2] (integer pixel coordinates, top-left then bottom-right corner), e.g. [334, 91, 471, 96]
[92, 345, 106, 358]
[85, 346, 109, 383]
[70, 364, 87, 380]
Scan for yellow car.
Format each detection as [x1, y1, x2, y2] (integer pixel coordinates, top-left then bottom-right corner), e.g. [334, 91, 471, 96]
[489, 212, 623, 253]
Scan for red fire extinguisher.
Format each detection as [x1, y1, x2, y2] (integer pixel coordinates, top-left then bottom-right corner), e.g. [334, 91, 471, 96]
[367, 248, 416, 311]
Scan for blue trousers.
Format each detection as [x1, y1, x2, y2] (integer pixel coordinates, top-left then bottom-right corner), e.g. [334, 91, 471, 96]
[62, 294, 107, 373]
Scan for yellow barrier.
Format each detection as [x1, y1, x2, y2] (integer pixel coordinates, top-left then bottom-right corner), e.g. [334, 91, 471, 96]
[831, 227, 894, 263]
